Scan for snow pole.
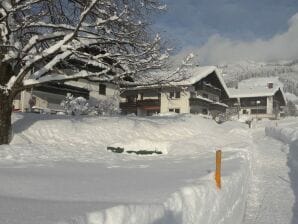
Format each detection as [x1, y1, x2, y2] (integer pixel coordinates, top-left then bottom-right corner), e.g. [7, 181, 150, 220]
[215, 150, 222, 189]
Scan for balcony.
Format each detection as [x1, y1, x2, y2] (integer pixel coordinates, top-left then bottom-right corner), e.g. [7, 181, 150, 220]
[137, 99, 160, 107]
[189, 96, 228, 109]
[196, 83, 221, 96]
[120, 99, 160, 110]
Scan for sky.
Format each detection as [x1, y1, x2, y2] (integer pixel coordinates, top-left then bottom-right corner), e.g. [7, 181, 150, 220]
[153, 0, 298, 64]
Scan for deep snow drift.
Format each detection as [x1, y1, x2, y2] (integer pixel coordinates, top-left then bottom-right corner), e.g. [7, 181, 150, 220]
[0, 113, 253, 224]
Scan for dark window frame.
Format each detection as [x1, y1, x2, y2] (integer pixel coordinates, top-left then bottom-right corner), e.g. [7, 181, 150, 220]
[174, 108, 180, 114]
[99, 84, 106, 95]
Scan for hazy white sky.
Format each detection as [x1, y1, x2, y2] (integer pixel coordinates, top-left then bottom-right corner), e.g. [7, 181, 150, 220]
[154, 0, 298, 64]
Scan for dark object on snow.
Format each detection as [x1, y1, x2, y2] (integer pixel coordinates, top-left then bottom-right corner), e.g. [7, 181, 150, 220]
[107, 146, 124, 153]
[126, 150, 162, 155]
[107, 146, 162, 155]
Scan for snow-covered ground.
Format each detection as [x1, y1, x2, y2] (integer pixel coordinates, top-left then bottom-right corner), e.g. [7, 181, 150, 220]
[1, 113, 298, 224]
[0, 113, 252, 224]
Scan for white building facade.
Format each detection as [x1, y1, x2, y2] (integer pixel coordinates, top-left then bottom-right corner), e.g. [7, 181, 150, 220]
[120, 66, 230, 116]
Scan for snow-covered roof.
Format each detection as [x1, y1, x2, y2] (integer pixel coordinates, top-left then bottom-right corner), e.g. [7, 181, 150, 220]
[174, 66, 230, 96]
[228, 77, 286, 100]
[172, 66, 218, 85]
[237, 77, 283, 89]
[123, 66, 230, 96]
[228, 86, 282, 98]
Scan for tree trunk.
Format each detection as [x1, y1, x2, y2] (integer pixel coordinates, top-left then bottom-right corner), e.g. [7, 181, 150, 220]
[0, 93, 13, 145]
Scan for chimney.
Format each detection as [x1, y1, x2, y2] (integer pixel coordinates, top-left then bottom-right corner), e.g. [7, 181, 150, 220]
[267, 82, 273, 89]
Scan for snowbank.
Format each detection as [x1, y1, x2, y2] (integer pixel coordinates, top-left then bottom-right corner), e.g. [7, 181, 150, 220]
[0, 113, 249, 163]
[265, 123, 298, 167]
[265, 125, 298, 144]
[65, 150, 250, 224]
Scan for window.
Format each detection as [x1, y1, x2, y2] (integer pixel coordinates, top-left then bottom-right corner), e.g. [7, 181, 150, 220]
[14, 93, 21, 100]
[127, 96, 136, 103]
[170, 91, 175, 98]
[251, 109, 266, 114]
[175, 108, 180, 114]
[250, 101, 256, 106]
[169, 108, 180, 113]
[169, 91, 180, 99]
[243, 109, 248, 114]
[202, 93, 208, 99]
[99, 84, 106, 95]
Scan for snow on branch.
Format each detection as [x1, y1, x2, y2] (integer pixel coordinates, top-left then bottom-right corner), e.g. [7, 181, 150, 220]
[0, 0, 177, 97]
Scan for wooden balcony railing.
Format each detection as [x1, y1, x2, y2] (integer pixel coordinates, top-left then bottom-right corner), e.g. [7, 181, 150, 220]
[120, 99, 160, 109]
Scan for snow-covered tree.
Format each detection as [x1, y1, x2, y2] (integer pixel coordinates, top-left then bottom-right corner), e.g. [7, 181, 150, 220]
[61, 94, 89, 115]
[93, 96, 120, 115]
[0, 0, 191, 144]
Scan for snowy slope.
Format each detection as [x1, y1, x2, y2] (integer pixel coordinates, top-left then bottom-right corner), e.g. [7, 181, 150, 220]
[0, 113, 253, 224]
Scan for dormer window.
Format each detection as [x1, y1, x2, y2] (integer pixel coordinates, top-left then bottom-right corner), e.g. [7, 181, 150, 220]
[99, 84, 106, 95]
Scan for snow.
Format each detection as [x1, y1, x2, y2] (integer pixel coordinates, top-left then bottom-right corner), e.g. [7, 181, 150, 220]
[285, 92, 298, 103]
[228, 86, 282, 98]
[171, 66, 229, 96]
[228, 77, 285, 98]
[238, 77, 283, 89]
[172, 66, 215, 85]
[258, 118, 298, 224]
[6, 75, 16, 90]
[2, 113, 298, 224]
[0, 22, 8, 42]
[265, 118, 298, 144]
[243, 124, 295, 224]
[23, 69, 108, 87]
[0, 113, 252, 224]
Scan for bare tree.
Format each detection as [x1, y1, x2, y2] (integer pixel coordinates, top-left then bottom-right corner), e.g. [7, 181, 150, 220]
[0, 0, 187, 144]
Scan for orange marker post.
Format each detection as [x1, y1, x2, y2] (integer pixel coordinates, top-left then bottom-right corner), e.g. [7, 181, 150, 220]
[215, 150, 222, 189]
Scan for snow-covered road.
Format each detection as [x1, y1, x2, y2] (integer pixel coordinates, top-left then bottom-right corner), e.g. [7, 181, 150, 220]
[243, 127, 295, 224]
